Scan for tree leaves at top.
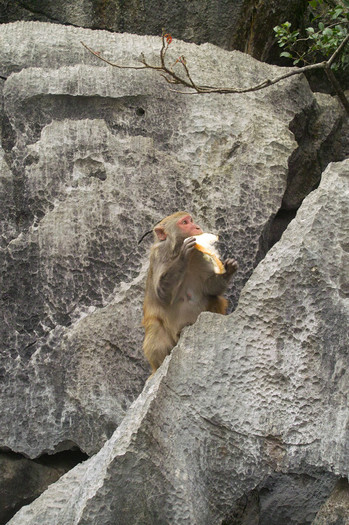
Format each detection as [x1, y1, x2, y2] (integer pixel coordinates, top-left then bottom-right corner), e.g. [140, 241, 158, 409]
[274, 0, 349, 71]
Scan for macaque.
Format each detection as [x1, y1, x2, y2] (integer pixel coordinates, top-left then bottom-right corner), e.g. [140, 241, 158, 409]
[142, 211, 238, 373]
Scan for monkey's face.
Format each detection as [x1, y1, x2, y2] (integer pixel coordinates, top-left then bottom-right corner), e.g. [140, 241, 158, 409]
[154, 212, 203, 242]
[176, 214, 203, 238]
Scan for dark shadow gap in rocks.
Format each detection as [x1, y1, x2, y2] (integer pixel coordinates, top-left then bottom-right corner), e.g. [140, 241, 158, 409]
[0, 447, 88, 525]
[255, 104, 317, 266]
[222, 471, 338, 525]
[255, 208, 297, 265]
[222, 489, 260, 525]
[255, 91, 348, 266]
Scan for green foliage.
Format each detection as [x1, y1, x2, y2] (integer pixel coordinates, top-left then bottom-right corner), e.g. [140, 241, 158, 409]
[274, 0, 349, 70]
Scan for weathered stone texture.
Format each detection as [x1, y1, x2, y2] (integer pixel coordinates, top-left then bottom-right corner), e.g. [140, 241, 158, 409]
[312, 478, 349, 525]
[0, 22, 321, 460]
[284, 91, 348, 210]
[0, 0, 307, 60]
[8, 159, 349, 524]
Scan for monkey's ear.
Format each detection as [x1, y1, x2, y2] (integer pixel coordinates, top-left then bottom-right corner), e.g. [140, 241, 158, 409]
[154, 226, 167, 241]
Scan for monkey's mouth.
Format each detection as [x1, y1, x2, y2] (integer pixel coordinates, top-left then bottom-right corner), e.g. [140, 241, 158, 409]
[194, 233, 225, 274]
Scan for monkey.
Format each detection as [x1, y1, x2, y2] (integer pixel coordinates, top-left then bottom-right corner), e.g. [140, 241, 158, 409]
[142, 211, 238, 373]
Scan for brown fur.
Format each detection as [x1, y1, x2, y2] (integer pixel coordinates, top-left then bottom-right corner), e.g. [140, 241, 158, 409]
[142, 211, 235, 373]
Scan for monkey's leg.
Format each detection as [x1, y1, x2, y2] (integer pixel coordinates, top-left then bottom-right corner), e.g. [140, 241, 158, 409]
[207, 295, 228, 315]
[143, 318, 175, 373]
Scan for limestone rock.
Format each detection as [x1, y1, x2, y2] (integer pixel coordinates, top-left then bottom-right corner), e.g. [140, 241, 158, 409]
[311, 479, 349, 525]
[8, 159, 349, 524]
[0, 0, 307, 59]
[284, 91, 348, 210]
[0, 22, 319, 459]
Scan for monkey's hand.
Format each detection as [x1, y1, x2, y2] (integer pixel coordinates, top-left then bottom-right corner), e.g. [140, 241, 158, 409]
[203, 258, 238, 295]
[179, 237, 197, 260]
[224, 258, 238, 277]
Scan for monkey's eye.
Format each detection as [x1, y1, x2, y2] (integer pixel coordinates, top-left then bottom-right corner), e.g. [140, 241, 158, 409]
[182, 220, 188, 224]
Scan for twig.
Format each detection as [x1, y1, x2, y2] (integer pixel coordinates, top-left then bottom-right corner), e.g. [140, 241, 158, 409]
[81, 32, 349, 113]
[325, 64, 349, 114]
[81, 41, 147, 70]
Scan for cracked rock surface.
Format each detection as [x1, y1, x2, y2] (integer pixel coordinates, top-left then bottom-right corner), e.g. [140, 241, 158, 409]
[0, 21, 321, 459]
[8, 159, 349, 524]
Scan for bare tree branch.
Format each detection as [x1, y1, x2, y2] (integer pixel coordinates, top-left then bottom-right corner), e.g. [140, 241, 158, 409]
[81, 41, 147, 70]
[81, 31, 349, 113]
[324, 63, 349, 114]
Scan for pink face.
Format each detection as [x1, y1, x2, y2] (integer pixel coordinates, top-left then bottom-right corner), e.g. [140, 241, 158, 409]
[177, 215, 203, 237]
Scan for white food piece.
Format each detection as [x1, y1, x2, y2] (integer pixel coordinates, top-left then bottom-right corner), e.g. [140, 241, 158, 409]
[193, 233, 225, 274]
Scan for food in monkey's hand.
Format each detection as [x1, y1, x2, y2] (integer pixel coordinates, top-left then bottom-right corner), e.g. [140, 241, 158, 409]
[193, 233, 225, 274]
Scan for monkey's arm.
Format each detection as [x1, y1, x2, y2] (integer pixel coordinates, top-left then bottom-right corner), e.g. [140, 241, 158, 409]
[155, 237, 196, 304]
[203, 258, 238, 296]
[156, 259, 186, 303]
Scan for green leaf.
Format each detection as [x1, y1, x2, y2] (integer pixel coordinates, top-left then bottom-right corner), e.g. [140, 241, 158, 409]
[323, 27, 333, 36]
[280, 51, 293, 58]
[318, 22, 325, 31]
[332, 8, 343, 19]
[309, 0, 319, 8]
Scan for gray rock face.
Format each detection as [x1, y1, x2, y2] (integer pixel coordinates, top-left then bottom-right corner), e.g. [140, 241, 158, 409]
[0, 22, 320, 459]
[0, 0, 306, 60]
[8, 159, 349, 524]
[285, 91, 348, 211]
[258, 91, 349, 260]
[312, 478, 349, 525]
